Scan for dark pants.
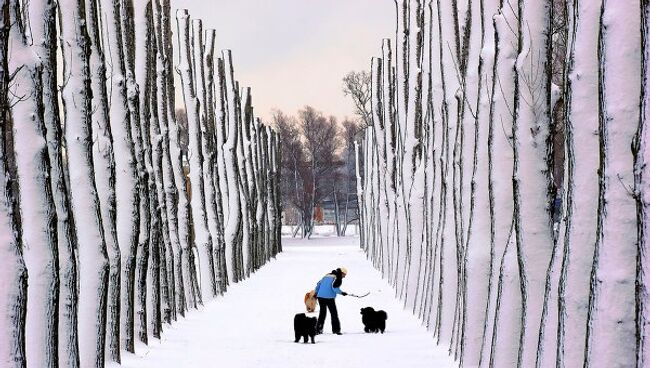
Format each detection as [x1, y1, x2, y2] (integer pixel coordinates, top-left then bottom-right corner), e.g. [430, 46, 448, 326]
[317, 297, 341, 333]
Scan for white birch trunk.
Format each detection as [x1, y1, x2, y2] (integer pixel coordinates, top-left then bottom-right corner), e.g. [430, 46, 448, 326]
[434, 0, 461, 346]
[554, 1, 600, 367]
[254, 121, 267, 270]
[585, 1, 640, 366]
[222, 50, 243, 283]
[268, 128, 282, 256]
[86, 0, 121, 361]
[0, 128, 27, 367]
[382, 38, 399, 286]
[8, 0, 60, 365]
[145, 12, 173, 328]
[159, 0, 195, 311]
[638, 2, 650, 366]
[480, 6, 519, 368]
[392, 0, 408, 294]
[461, 0, 498, 364]
[31, 1, 80, 366]
[417, 2, 434, 318]
[511, 1, 554, 366]
[238, 88, 254, 278]
[124, 0, 152, 347]
[402, 0, 426, 317]
[59, 0, 111, 364]
[192, 21, 221, 291]
[202, 29, 227, 289]
[213, 55, 230, 292]
[371, 57, 388, 275]
[423, 0, 443, 330]
[135, 2, 164, 342]
[176, 10, 216, 302]
[215, 57, 230, 230]
[150, 0, 180, 320]
[0, 5, 28, 363]
[355, 141, 365, 251]
[99, 0, 141, 354]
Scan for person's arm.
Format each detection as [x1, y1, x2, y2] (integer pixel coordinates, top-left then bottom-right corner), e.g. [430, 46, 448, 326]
[314, 279, 322, 297]
[333, 287, 347, 296]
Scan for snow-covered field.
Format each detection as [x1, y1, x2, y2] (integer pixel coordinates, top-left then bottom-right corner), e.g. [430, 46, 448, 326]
[115, 236, 457, 368]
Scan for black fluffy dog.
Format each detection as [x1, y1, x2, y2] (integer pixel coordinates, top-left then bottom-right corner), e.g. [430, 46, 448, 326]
[294, 313, 317, 343]
[360, 307, 388, 333]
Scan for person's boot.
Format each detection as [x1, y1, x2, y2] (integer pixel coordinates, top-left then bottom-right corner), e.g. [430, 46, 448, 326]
[316, 325, 323, 335]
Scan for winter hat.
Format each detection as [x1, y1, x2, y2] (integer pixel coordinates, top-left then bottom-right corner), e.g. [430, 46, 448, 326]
[340, 267, 348, 275]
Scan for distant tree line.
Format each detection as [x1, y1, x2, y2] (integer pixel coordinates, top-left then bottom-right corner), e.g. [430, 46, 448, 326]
[274, 106, 359, 238]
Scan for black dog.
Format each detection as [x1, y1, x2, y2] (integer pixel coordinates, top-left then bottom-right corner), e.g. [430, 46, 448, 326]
[360, 307, 388, 333]
[294, 313, 317, 343]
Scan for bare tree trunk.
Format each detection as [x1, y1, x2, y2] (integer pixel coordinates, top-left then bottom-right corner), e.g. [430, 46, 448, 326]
[370, 57, 387, 263]
[509, 1, 555, 366]
[461, 0, 498, 364]
[585, 1, 640, 366]
[117, 0, 152, 348]
[422, 0, 441, 329]
[237, 88, 254, 279]
[202, 29, 227, 289]
[382, 39, 398, 280]
[191, 21, 222, 292]
[254, 121, 267, 269]
[8, 0, 60, 365]
[151, 0, 181, 319]
[176, 10, 216, 302]
[434, 0, 460, 347]
[132, 2, 162, 342]
[146, 10, 173, 328]
[31, 1, 80, 366]
[638, 2, 650, 366]
[213, 56, 230, 292]
[246, 116, 260, 270]
[85, 0, 121, 361]
[59, 0, 112, 364]
[144, 1, 175, 326]
[554, 1, 600, 367]
[222, 49, 243, 282]
[481, 4, 519, 367]
[159, 0, 195, 311]
[99, 0, 141, 354]
[272, 129, 283, 255]
[0, 3, 28, 364]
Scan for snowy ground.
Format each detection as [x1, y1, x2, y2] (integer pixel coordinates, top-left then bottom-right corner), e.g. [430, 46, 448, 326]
[114, 236, 457, 368]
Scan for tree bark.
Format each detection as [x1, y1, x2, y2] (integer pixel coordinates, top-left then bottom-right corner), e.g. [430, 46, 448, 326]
[222, 49, 243, 283]
[32, 1, 80, 366]
[59, 0, 111, 364]
[86, 0, 121, 361]
[8, 1, 61, 366]
[176, 10, 216, 302]
[585, 1, 640, 367]
[159, 0, 195, 311]
[99, 0, 141, 354]
[553, 1, 600, 367]
[0, 3, 28, 365]
[638, 2, 650, 366]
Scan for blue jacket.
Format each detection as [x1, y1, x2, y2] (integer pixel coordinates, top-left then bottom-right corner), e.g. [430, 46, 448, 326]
[314, 274, 343, 299]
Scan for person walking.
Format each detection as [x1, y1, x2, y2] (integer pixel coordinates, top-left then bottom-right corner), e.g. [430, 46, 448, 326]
[314, 267, 348, 335]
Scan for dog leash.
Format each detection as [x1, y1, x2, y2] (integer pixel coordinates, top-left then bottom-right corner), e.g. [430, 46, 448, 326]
[347, 292, 370, 298]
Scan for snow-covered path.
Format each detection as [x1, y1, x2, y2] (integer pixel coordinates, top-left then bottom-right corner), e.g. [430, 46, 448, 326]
[116, 236, 457, 368]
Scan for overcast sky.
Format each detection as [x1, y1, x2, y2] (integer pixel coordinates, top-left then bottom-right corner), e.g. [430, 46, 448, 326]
[171, 0, 394, 122]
